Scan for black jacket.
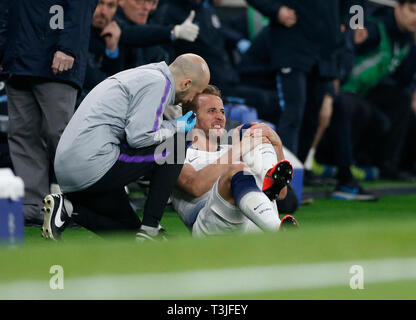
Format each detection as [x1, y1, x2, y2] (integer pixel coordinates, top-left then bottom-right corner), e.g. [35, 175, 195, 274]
[116, 7, 173, 48]
[0, 0, 97, 89]
[246, 0, 363, 77]
[153, 0, 240, 89]
[115, 7, 170, 69]
[82, 26, 125, 98]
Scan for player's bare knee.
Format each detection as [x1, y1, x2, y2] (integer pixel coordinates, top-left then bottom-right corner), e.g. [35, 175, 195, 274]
[226, 163, 247, 180]
[218, 164, 246, 186]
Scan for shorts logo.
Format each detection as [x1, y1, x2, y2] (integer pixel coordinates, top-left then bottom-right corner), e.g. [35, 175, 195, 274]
[188, 157, 199, 163]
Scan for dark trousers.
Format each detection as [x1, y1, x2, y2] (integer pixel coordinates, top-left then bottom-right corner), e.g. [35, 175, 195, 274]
[6, 77, 77, 224]
[366, 82, 412, 169]
[317, 83, 411, 172]
[400, 112, 416, 171]
[66, 135, 184, 236]
[317, 92, 378, 169]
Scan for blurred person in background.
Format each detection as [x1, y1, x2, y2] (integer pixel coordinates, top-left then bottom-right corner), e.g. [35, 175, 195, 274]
[153, 0, 282, 130]
[313, 0, 416, 201]
[0, 0, 97, 226]
[82, 0, 124, 101]
[338, 0, 416, 181]
[80, 0, 201, 102]
[244, 0, 366, 188]
[116, 0, 200, 69]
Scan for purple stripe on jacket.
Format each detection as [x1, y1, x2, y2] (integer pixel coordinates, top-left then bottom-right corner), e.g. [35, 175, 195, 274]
[152, 76, 171, 131]
[118, 151, 171, 163]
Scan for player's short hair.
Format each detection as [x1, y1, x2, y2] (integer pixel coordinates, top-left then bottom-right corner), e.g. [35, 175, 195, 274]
[182, 85, 222, 115]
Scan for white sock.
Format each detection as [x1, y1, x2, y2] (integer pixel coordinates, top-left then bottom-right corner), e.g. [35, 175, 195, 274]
[238, 191, 280, 231]
[243, 143, 278, 187]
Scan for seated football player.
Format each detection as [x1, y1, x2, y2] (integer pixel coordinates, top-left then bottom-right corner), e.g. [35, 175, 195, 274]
[171, 85, 298, 237]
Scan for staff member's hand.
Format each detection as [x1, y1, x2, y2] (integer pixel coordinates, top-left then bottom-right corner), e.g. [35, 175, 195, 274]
[177, 111, 197, 133]
[277, 6, 297, 28]
[51, 50, 75, 75]
[101, 21, 121, 52]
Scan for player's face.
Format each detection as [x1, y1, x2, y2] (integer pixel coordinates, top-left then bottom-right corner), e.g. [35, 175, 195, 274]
[195, 94, 226, 139]
[396, 2, 416, 33]
[92, 0, 118, 29]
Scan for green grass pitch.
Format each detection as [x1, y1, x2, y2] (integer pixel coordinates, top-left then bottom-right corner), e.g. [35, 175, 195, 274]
[1, 194, 416, 299]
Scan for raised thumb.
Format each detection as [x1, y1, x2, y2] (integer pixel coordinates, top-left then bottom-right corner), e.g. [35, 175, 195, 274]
[186, 10, 195, 23]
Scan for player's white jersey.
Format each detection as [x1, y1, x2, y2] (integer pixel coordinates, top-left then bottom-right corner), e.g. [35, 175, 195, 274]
[184, 145, 232, 170]
[171, 145, 231, 229]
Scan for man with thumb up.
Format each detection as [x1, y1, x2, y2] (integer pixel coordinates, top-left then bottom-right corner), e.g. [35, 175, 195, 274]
[115, 0, 200, 69]
[171, 10, 199, 42]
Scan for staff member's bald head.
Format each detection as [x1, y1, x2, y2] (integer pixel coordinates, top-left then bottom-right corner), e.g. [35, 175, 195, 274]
[169, 53, 210, 104]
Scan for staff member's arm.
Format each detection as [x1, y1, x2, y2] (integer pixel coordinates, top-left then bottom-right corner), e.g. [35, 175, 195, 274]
[125, 79, 178, 148]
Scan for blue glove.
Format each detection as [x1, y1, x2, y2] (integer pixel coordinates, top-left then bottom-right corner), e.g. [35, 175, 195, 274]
[177, 111, 197, 133]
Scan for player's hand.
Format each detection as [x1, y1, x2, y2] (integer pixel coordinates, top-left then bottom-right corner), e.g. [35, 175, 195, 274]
[101, 21, 122, 52]
[246, 122, 282, 148]
[277, 6, 297, 28]
[173, 10, 199, 42]
[51, 51, 75, 75]
[177, 111, 197, 133]
[238, 123, 269, 156]
[318, 95, 334, 130]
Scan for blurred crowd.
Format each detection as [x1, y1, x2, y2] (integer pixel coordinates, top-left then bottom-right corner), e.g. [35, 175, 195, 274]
[1, 0, 416, 224]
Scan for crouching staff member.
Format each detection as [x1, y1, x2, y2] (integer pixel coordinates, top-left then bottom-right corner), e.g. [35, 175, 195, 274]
[42, 54, 210, 240]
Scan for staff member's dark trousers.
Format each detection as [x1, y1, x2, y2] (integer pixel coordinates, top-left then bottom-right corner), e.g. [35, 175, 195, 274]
[65, 135, 184, 236]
